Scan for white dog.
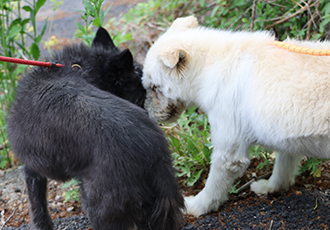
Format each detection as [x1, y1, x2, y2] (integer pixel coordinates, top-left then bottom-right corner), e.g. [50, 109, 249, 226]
[142, 15, 330, 217]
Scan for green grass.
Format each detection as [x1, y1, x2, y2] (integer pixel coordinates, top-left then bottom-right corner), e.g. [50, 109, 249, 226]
[164, 107, 212, 186]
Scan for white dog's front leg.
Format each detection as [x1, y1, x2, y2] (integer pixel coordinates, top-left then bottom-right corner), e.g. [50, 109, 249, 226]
[251, 152, 301, 195]
[185, 148, 250, 217]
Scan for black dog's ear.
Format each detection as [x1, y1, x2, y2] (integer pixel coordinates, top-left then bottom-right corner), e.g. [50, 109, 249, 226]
[110, 49, 134, 71]
[92, 27, 116, 50]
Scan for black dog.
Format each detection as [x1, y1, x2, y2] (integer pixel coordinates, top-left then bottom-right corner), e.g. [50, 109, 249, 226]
[53, 27, 146, 108]
[7, 27, 184, 230]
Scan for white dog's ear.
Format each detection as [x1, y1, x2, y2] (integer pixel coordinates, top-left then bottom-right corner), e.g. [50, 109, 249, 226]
[159, 49, 186, 69]
[169, 16, 198, 31]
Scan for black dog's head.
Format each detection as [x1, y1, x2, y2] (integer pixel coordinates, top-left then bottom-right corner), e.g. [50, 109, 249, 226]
[53, 27, 146, 108]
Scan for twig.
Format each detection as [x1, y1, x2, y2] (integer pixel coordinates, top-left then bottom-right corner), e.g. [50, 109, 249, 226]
[314, 197, 318, 210]
[228, 5, 253, 30]
[160, 125, 177, 130]
[146, 22, 166, 32]
[292, 0, 304, 8]
[265, 0, 318, 29]
[193, 2, 217, 14]
[306, 0, 320, 40]
[237, 172, 272, 194]
[250, 0, 257, 31]
[0, 207, 17, 230]
[63, 221, 74, 230]
[269, 220, 274, 230]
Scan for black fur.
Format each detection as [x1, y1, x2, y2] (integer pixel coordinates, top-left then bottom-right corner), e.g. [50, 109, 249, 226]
[52, 27, 146, 108]
[7, 27, 184, 230]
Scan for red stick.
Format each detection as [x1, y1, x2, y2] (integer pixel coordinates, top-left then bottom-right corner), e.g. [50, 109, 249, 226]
[0, 56, 65, 68]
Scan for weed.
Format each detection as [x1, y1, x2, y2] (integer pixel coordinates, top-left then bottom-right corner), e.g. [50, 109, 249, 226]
[249, 145, 274, 172]
[0, 0, 47, 169]
[229, 180, 241, 194]
[300, 157, 327, 178]
[164, 107, 212, 186]
[74, 0, 112, 46]
[61, 179, 80, 203]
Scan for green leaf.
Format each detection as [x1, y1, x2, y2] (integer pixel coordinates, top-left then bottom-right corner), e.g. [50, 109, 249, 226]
[202, 145, 211, 162]
[92, 17, 101, 27]
[320, 16, 330, 33]
[311, 167, 322, 178]
[81, 34, 95, 46]
[83, 0, 96, 16]
[103, 4, 112, 20]
[62, 178, 79, 189]
[36, 18, 48, 43]
[233, 0, 245, 7]
[50, 0, 64, 11]
[256, 159, 269, 170]
[21, 18, 31, 27]
[36, 0, 47, 14]
[211, 5, 220, 19]
[8, 21, 22, 40]
[186, 136, 199, 155]
[30, 9, 36, 31]
[75, 22, 86, 34]
[0, 160, 8, 169]
[30, 43, 40, 60]
[14, 64, 28, 76]
[171, 137, 180, 150]
[199, 0, 206, 8]
[229, 180, 241, 194]
[0, 155, 8, 169]
[187, 169, 203, 187]
[22, 6, 33, 12]
[322, 2, 330, 15]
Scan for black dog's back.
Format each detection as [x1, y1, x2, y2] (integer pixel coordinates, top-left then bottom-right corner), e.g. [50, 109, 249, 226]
[7, 28, 184, 230]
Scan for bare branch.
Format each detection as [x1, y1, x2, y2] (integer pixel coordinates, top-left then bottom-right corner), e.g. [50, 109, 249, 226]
[237, 172, 272, 194]
[251, 0, 258, 31]
[265, 0, 319, 30]
[0, 207, 17, 230]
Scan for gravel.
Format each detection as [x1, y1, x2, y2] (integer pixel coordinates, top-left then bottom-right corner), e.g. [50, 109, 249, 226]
[3, 188, 330, 229]
[181, 190, 330, 229]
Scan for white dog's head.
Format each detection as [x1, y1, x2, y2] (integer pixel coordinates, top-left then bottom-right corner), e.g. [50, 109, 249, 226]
[142, 16, 201, 122]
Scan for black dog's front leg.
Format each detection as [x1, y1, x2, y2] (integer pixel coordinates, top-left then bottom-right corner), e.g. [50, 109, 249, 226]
[24, 166, 53, 230]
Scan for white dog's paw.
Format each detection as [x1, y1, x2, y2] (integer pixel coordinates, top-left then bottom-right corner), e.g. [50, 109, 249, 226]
[184, 195, 209, 217]
[250, 179, 270, 195]
[251, 176, 296, 195]
[184, 194, 222, 217]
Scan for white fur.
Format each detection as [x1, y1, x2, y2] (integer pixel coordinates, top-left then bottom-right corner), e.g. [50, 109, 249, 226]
[142, 16, 330, 217]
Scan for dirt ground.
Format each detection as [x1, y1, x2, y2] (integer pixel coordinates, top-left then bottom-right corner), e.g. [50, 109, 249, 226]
[1, 159, 330, 229]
